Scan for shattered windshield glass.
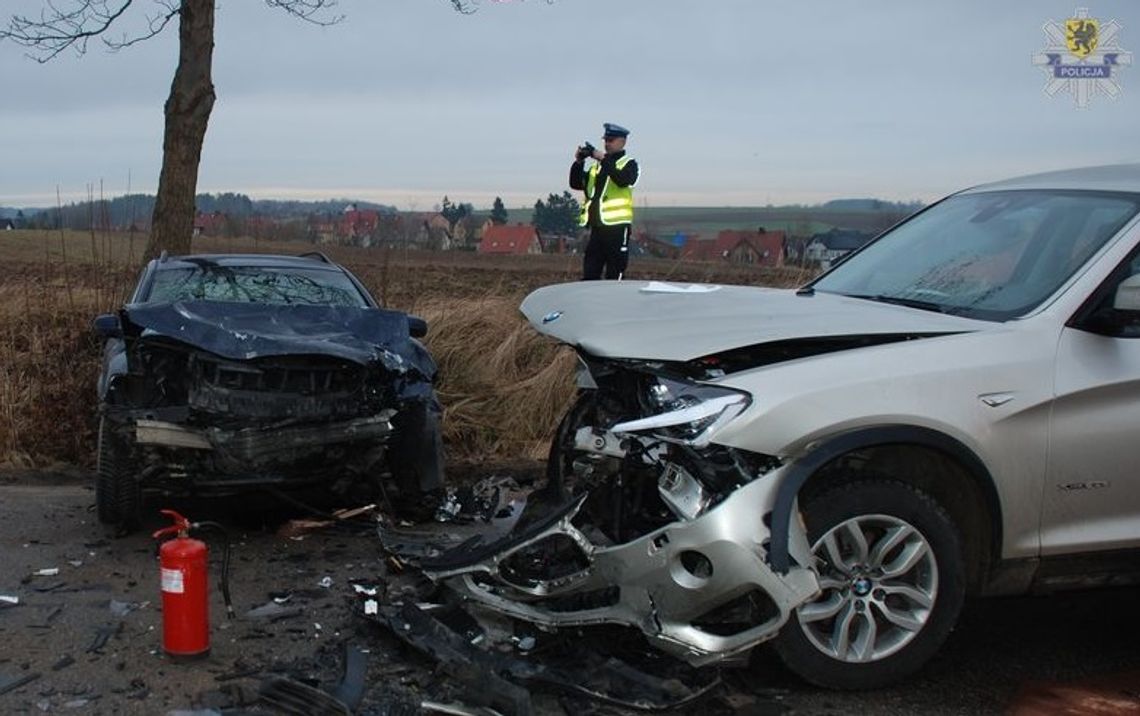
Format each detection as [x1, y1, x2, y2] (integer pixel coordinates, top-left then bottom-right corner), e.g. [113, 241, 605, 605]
[812, 190, 1139, 321]
[145, 263, 368, 307]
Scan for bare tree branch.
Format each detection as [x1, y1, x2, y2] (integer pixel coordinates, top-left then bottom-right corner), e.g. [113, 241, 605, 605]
[107, 0, 177, 50]
[264, 0, 343, 27]
[0, 0, 346, 61]
[2, 0, 136, 62]
[447, 0, 557, 14]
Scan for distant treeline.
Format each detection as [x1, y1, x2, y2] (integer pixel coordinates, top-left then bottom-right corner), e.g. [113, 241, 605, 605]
[1, 193, 397, 231]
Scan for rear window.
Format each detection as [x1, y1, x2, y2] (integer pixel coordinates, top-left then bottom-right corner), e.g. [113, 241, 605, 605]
[144, 263, 368, 307]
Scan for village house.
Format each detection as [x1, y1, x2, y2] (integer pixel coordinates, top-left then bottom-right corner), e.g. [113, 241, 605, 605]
[681, 228, 786, 267]
[477, 223, 542, 255]
[805, 227, 874, 268]
[635, 231, 687, 260]
[191, 211, 226, 238]
[339, 205, 381, 244]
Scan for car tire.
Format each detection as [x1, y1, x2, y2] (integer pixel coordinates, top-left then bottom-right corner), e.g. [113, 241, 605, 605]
[544, 390, 597, 501]
[95, 417, 141, 531]
[772, 478, 965, 690]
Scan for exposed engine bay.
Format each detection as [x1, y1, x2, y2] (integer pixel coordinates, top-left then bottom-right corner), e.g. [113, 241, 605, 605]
[100, 300, 440, 496]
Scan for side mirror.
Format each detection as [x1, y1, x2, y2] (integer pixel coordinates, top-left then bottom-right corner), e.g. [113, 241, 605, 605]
[93, 313, 122, 339]
[408, 315, 428, 339]
[1113, 274, 1140, 311]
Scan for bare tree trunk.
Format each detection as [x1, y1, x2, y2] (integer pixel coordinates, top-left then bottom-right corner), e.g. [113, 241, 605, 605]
[144, 0, 215, 259]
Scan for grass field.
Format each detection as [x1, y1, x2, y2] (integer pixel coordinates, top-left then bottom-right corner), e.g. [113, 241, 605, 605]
[0, 229, 811, 470]
[519, 205, 910, 240]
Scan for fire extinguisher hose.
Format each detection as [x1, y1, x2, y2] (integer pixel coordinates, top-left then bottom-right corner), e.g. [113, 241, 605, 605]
[190, 521, 235, 620]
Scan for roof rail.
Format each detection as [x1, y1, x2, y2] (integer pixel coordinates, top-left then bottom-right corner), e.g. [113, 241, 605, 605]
[298, 251, 332, 264]
[159, 250, 169, 263]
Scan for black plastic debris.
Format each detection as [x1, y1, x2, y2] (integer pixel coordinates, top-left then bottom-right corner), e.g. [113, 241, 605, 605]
[379, 603, 532, 716]
[328, 643, 368, 711]
[373, 602, 721, 713]
[0, 671, 40, 696]
[87, 622, 123, 653]
[258, 676, 351, 716]
[244, 600, 303, 622]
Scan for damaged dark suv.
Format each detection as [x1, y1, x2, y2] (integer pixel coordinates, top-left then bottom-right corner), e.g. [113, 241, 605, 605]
[94, 252, 444, 529]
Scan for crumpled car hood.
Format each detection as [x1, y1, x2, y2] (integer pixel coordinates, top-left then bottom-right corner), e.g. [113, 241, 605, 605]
[520, 281, 988, 361]
[122, 301, 431, 373]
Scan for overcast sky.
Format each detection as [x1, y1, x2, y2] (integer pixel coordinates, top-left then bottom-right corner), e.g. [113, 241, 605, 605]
[2, 0, 1138, 209]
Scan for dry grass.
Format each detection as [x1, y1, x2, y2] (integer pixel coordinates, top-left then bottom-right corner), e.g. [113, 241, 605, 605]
[0, 229, 813, 470]
[415, 297, 578, 461]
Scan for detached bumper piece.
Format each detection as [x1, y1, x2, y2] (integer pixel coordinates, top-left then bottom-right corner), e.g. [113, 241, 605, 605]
[386, 472, 818, 668]
[370, 601, 720, 715]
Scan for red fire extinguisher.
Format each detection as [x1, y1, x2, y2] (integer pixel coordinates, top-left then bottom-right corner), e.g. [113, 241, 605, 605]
[153, 509, 213, 659]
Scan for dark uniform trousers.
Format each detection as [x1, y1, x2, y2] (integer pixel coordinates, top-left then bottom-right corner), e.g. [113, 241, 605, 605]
[583, 223, 630, 280]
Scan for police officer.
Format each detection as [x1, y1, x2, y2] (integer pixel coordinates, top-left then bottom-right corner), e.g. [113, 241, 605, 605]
[571, 123, 640, 280]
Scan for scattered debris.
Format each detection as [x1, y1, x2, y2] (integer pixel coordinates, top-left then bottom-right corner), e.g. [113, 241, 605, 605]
[327, 644, 368, 711]
[86, 622, 123, 653]
[258, 675, 351, 716]
[371, 601, 722, 714]
[0, 671, 41, 696]
[277, 505, 378, 539]
[28, 606, 64, 629]
[318, 576, 333, 589]
[51, 655, 75, 672]
[0, 595, 18, 608]
[433, 476, 526, 525]
[33, 568, 60, 577]
[422, 702, 505, 716]
[109, 599, 147, 617]
[244, 601, 302, 622]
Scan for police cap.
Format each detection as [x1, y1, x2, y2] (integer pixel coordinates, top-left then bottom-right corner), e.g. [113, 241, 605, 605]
[603, 123, 630, 138]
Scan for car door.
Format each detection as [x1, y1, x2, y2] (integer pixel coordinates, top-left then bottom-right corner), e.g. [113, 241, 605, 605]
[1042, 239, 1140, 555]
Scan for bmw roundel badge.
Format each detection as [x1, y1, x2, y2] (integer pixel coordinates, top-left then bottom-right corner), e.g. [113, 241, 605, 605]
[542, 311, 563, 324]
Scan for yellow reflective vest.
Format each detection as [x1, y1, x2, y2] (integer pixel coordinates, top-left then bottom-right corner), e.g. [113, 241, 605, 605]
[579, 155, 636, 227]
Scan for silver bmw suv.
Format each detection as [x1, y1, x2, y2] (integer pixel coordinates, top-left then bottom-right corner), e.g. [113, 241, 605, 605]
[416, 164, 1140, 689]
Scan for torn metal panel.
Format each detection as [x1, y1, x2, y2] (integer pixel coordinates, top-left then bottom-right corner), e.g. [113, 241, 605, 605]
[415, 471, 817, 666]
[121, 301, 429, 371]
[380, 349, 820, 670]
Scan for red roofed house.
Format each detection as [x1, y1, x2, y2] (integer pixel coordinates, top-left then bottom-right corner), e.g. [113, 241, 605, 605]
[682, 228, 786, 267]
[478, 224, 542, 255]
[339, 205, 381, 243]
[192, 211, 227, 238]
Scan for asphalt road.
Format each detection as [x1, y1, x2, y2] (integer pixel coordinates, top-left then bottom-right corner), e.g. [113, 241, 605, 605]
[0, 474, 1137, 715]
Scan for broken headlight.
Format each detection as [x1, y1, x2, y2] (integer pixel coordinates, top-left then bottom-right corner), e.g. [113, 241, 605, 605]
[612, 377, 749, 448]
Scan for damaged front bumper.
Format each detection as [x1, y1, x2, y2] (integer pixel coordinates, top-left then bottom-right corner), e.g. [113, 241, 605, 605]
[386, 462, 819, 667]
[133, 412, 394, 463]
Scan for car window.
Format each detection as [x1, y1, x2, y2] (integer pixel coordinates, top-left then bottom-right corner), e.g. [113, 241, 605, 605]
[813, 191, 1140, 321]
[144, 264, 368, 307]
